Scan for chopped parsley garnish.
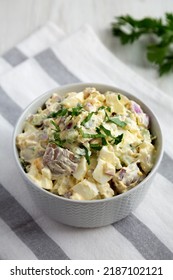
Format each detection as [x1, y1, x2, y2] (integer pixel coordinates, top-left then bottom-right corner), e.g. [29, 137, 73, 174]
[50, 138, 65, 148]
[108, 117, 127, 128]
[49, 120, 65, 147]
[50, 120, 60, 131]
[81, 145, 90, 164]
[90, 143, 102, 151]
[98, 125, 123, 145]
[80, 106, 111, 126]
[95, 127, 101, 134]
[98, 106, 111, 112]
[81, 112, 94, 126]
[98, 106, 105, 111]
[50, 130, 66, 148]
[101, 137, 108, 146]
[113, 133, 123, 145]
[70, 104, 83, 116]
[118, 94, 121, 100]
[80, 127, 107, 147]
[95, 127, 108, 145]
[82, 132, 106, 139]
[49, 103, 124, 150]
[48, 108, 68, 118]
[99, 125, 112, 137]
[48, 104, 83, 119]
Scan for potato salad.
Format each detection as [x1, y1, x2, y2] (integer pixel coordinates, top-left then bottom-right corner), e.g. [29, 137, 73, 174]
[16, 87, 156, 200]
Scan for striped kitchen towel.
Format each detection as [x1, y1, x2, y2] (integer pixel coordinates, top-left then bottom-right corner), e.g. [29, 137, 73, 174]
[0, 22, 64, 76]
[0, 24, 173, 260]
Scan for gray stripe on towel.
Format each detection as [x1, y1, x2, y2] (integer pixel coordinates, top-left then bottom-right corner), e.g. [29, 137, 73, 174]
[0, 86, 22, 125]
[158, 152, 173, 184]
[3, 47, 27, 67]
[35, 48, 80, 85]
[113, 214, 173, 260]
[0, 183, 69, 260]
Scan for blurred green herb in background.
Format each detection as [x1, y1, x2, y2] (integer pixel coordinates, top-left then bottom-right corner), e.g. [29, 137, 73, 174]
[111, 13, 173, 76]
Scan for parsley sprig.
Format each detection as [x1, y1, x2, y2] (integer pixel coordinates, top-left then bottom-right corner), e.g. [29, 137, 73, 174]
[112, 13, 173, 75]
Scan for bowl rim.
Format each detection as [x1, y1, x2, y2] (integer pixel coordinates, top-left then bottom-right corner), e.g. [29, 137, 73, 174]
[13, 82, 164, 204]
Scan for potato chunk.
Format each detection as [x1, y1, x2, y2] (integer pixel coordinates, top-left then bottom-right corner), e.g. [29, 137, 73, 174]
[93, 159, 115, 184]
[71, 179, 98, 200]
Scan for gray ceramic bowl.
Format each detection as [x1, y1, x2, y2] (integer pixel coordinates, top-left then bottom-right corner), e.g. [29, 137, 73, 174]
[13, 83, 163, 228]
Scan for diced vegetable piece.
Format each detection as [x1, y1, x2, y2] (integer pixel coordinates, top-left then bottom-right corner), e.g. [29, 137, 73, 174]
[73, 157, 87, 180]
[71, 179, 99, 200]
[97, 182, 114, 198]
[93, 159, 115, 184]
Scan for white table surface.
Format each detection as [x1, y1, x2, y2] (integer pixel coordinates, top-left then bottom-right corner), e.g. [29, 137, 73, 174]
[0, 0, 173, 97]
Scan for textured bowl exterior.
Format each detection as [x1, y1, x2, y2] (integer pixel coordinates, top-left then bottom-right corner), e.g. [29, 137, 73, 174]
[13, 83, 163, 228]
[24, 174, 153, 228]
